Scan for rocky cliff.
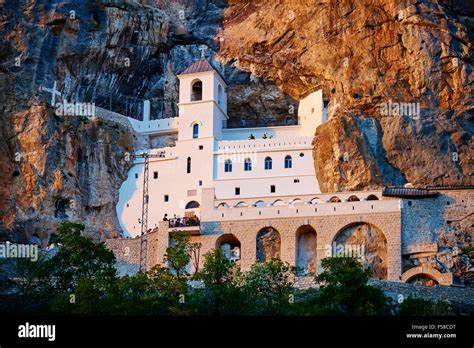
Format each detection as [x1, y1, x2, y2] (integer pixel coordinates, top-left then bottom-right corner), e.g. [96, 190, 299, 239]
[0, 0, 472, 241]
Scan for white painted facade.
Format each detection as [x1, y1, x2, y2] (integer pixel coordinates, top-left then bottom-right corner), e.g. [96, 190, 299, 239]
[117, 62, 326, 237]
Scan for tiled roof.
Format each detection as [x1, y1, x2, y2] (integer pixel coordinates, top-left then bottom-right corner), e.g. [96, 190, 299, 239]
[181, 58, 215, 75]
[382, 187, 439, 198]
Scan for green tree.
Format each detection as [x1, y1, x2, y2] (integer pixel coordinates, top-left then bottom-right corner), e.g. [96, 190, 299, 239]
[194, 248, 244, 315]
[244, 258, 295, 315]
[49, 222, 117, 292]
[315, 257, 391, 315]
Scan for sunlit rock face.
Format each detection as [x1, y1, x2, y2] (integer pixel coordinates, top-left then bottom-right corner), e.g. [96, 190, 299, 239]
[0, 0, 472, 242]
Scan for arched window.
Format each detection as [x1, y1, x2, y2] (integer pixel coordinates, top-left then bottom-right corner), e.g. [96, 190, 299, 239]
[284, 155, 292, 168]
[264, 157, 272, 170]
[193, 123, 199, 139]
[366, 194, 379, 201]
[191, 80, 202, 101]
[244, 158, 252, 171]
[185, 201, 200, 209]
[218, 85, 223, 105]
[187, 157, 191, 173]
[254, 200, 266, 207]
[224, 159, 232, 172]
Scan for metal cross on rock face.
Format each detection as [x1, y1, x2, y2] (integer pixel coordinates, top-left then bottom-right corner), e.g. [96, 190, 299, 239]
[40, 80, 61, 106]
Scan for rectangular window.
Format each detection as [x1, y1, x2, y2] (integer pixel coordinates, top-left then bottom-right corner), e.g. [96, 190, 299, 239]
[270, 185, 276, 193]
[164, 195, 169, 202]
[199, 180, 202, 186]
[153, 171, 158, 179]
[199, 145, 204, 150]
[235, 187, 240, 195]
[135, 173, 138, 179]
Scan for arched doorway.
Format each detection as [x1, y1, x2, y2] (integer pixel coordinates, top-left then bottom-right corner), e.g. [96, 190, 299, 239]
[296, 225, 317, 275]
[216, 234, 241, 262]
[256, 227, 281, 262]
[333, 222, 388, 280]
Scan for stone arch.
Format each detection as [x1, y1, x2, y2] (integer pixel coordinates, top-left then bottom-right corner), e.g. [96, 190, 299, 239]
[295, 225, 317, 275]
[309, 197, 321, 204]
[256, 227, 281, 262]
[235, 201, 247, 207]
[401, 266, 452, 286]
[329, 196, 342, 203]
[366, 194, 379, 201]
[216, 234, 241, 261]
[289, 198, 303, 205]
[254, 200, 266, 207]
[347, 195, 360, 202]
[333, 222, 388, 280]
[271, 199, 285, 206]
[217, 202, 229, 209]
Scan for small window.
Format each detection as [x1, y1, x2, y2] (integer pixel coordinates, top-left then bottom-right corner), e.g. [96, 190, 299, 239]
[225, 159, 232, 172]
[284, 155, 292, 169]
[311, 107, 315, 113]
[135, 173, 138, 179]
[294, 179, 300, 183]
[264, 157, 272, 170]
[187, 157, 191, 173]
[299, 153, 304, 157]
[235, 187, 240, 195]
[198, 180, 202, 186]
[244, 158, 252, 171]
[193, 124, 199, 139]
[164, 195, 169, 202]
[408, 201, 412, 206]
[153, 171, 158, 179]
[199, 145, 203, 150]
[270, 185, 276, 193]
[126, 203, 129, 208]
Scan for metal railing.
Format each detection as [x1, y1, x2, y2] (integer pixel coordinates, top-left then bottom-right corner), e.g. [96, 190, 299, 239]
[223, 116, 299, 129]
[168, 217, 200, 228]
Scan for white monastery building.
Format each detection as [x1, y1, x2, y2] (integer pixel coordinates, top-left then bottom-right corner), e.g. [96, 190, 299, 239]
[117, 58, 328, 237]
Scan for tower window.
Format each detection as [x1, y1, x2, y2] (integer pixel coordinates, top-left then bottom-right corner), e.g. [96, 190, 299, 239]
[264, 157, 272, 170]
[270, 185, 276, 193]
[199, 180, 202, 186]
[284, 155, 292, 168]
[164, 195, 169, 202]
[135, 173, 138, 179]
[199, 145, 203, 150]
[218, 84, 223, 105]
[225, 159, 233, 172]
[187, 157, 191, 173]
[191, 80, 202, 101]
[235, 187, 240, 195]
[153, 171, 158, 179]
[193, 123, 199, 139]
[244, 158, 252, 171]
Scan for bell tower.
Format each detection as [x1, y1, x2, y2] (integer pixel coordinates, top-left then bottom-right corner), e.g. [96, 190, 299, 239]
[177, 58, 228, 141]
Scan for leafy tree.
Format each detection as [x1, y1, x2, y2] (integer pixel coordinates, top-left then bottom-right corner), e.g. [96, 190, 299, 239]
[315, 257, 391, 315]
[165, 233, 191, 282]
[244, 258, 295, 315]
[49, 222, 116, 292]
[194, 248, 244, 315]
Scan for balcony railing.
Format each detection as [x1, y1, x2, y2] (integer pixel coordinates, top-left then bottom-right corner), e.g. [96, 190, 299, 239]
[168, 217, 200, 228]
[223, 116, 299, 129]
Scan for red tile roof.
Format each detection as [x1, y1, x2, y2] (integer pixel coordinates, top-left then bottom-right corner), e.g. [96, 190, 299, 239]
[181, 58, 215, 74]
